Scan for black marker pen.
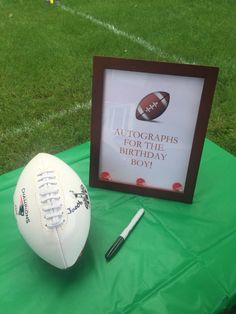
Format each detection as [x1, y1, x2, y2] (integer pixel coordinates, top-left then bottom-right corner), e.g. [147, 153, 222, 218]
[105, 208, 144, 261]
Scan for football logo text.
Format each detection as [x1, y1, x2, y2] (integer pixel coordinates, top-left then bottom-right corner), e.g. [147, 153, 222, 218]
[19, 188, 30, 223]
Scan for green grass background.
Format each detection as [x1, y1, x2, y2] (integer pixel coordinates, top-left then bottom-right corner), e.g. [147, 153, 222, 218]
[0, 0, 235, 174]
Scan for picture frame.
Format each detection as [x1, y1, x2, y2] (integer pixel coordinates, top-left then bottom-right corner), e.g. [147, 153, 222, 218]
[89, 56, 219, 203]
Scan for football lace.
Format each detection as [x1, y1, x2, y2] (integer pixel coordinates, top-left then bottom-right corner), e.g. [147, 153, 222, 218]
[37, 171, 64, 228]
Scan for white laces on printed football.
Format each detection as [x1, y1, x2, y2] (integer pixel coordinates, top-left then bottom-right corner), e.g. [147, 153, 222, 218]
[38, 171, 64, 228]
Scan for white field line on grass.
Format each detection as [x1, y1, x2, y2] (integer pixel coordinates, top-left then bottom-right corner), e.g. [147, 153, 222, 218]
[0, 101, 91, 141]
[1, 4, 233, 151]
[60, 4, 236, 72]
[58, 3, 188, 64]
[1, 3, 187, 142]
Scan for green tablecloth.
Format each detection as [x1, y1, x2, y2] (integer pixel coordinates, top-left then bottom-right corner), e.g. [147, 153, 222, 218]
[0, 140, 235, 314]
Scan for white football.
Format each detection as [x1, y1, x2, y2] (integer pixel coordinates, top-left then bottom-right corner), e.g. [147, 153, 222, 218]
[13, 153, 91, 269]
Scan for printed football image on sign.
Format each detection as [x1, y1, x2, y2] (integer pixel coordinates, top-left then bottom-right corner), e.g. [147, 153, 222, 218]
[136, 91, 170, 121]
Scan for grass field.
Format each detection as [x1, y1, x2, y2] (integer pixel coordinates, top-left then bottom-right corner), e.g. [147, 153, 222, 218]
[0, 0, 235, 174]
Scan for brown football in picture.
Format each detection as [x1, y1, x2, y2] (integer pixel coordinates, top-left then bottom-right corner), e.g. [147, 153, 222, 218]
[136, 91, 170, 121]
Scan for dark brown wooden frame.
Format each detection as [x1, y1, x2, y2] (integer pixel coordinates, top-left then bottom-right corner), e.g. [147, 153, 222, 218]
[89, 56, 219, 203]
